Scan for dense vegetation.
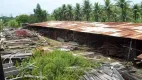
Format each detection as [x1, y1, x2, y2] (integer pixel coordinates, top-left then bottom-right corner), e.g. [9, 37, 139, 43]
[18, 50, 100, 80]
[0, 0, 142, 30]
[53, 0, 142, 22]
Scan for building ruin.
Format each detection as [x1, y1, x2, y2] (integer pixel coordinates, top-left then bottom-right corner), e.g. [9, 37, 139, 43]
[27, 21, 142, 61]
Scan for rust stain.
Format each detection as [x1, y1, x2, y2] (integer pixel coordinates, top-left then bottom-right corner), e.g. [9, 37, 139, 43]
[28, 21, 142, 40]
[137, 54, 142, 60]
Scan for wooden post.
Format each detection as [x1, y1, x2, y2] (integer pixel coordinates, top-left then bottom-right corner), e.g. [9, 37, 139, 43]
[0, 53, 5, 80]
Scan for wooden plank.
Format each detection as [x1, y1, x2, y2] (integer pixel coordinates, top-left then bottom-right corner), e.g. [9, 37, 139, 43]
[3, 63, 13, 68]
[0, 54, 5, 80]
[84, 72, 94, 80]
[2, 53, 32, 59]
[90, 73, 100, 80]
[112, 68, 124, 80]
[98, 70, 114, 80]
[3, 66, 17, 72]
[8, 75, 45, 80]
[0, 51, 12, 54]
[4, 39, 32, 42]
[92, 70, 108, 80]
[118, 70, 140, 80]
[4, 70, 19, 77]
[83, 75, 90, 80]
[137, 54, 142, 60]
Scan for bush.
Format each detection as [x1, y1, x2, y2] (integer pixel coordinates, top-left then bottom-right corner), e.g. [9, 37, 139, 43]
[16, 14, 29, 24]
[7, 19, 19, 28]
[20, 50, 100, 80]
[0, 20, 4, 30]
[135, 18, 142, 23]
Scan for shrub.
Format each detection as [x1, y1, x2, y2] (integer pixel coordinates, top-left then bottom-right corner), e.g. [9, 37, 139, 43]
[7, 19, 19, 28]
[16, 14, 29, 25]
[20, 50, 100, 80]
[0, 20, 4, 30]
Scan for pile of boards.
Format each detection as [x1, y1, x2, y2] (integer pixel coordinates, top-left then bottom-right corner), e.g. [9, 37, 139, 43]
[0, 28, 47, 61]
[81, 63, 141, 80]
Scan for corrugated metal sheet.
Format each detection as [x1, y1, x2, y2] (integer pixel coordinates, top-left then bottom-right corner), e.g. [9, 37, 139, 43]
[28, 21, 142, 40]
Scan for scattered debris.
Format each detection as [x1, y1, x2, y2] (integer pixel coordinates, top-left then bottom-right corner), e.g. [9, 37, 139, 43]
[81, 63, 141, 80]
[57, 37, 65, 42]
[59, 42, 79, 51]
[137, 54, 142, 60]
[0, 28, 47, 61]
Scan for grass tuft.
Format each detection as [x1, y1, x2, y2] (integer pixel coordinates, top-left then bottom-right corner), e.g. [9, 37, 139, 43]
[20, 50, 100, 80]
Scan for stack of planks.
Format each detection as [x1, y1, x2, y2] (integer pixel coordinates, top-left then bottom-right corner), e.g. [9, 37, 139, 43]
[80, 64, 141, 80]
[0, 29, 48, 62]
[81, 68, 124, 80]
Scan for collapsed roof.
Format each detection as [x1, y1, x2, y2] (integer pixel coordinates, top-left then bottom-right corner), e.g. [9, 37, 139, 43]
[28, 21, 142, 40]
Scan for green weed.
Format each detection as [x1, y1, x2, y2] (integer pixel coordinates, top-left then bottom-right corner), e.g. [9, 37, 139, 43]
[20, 50, 100, 80]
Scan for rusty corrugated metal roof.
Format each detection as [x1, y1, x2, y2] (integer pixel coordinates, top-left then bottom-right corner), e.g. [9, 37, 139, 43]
[28, 21, 142, 40]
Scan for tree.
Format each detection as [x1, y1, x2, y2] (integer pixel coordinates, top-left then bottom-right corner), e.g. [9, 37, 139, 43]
[133, 4, 140, 21]
[93, 2, 101, 22]
[16, 14, 29, 24]
[0, 20, 4, 30]
[0, 16, 13, 25]
[83, 0, 91, 21]
[53, 9, 58, 20]
[53, 7, 62, 21]
[116, 0, 131, 22]
[7, 20, 19, 28]
[75, 3, 82, 21]
[140, 2, 142, 19]
[34, 4, 47, 22]
[28, 14, 38, 23]
[61, 4, 67, 20]
[111, 5, 120, 22]
[51, 0, 142, 22]
[104, 0, 112, 21]
[66, 4, 73, 20]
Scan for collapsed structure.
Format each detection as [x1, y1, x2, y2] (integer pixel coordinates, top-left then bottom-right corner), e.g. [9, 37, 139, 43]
[27, 21, 142, 62]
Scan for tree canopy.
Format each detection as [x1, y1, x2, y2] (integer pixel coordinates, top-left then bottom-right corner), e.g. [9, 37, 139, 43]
[51, 0, 142, 23]
[1, 0, 142, 28]
[34, 4, 47, 22]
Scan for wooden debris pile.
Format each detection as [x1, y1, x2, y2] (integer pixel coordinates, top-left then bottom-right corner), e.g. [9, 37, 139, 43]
[80, 63, 141, 80]
[0, 28, 48, 61]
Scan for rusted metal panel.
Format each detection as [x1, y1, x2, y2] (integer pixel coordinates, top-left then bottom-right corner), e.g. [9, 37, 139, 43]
[28, 21, 142, 40]
[137, 54, 142, 60]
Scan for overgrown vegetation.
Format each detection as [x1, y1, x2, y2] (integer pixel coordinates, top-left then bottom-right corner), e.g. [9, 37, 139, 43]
[0, 20, 4, 30]
[53, 0, 142, 22]
[19, 50, 100, 80]
[7, 19, 19, 28]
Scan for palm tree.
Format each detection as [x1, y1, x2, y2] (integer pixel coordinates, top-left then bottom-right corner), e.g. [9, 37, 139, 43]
[93, 2, 100, 22]
[75, 3, 82, 21]
[116, 0, 131, 22]
[53, 7, 62, 21]
[61, 4, 67, 20]
[133, 4, 140, 21]
[53, 9, 58, 20]
[83, 0, 91, 21]
[104, 0, 112, 21]
[111, 5, 119, 22]
[66, 4, 73, 20]
[140, 2, 142, 19]
[34, 4, 47, 22]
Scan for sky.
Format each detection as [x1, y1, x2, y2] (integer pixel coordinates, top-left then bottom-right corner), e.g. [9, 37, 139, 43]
[0, 0, 141, 17]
